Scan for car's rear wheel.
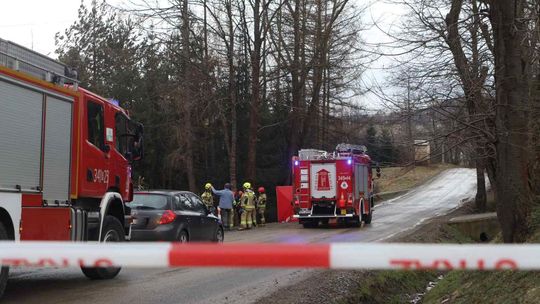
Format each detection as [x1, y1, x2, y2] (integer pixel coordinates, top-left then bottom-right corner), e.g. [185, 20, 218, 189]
[178, 230, 189, 243]
[0, 222, 10, 299]
[81, 215, 124, 280]
[214, 227, 224, 243]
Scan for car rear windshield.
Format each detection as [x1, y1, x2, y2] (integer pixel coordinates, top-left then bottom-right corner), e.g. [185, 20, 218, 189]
[131, 194, 170, 210]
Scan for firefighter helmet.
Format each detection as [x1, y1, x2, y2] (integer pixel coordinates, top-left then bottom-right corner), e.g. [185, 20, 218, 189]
[258, 187, 265, 193]
[243, 182, 251, 190]
[205, 183, 212, 190]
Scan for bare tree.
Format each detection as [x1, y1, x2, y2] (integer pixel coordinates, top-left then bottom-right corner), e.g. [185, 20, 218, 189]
[487, 0, 533, 242]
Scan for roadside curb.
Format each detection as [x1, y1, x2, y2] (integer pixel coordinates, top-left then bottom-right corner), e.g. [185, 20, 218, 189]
[374, 189, 411, 204]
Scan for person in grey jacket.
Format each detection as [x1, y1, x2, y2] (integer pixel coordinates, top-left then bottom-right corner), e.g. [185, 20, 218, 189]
[211, 183, 235, 230]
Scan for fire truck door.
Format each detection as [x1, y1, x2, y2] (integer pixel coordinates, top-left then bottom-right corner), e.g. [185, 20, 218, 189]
[83, 98, 110, 196]
[112, 113, 130, 197]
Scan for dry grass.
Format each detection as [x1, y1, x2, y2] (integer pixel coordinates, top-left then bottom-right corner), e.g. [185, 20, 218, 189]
[375, 164, 456, 193]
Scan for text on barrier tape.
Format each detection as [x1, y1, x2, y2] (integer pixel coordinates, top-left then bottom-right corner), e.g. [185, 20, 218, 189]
[0, 242, 538, 270]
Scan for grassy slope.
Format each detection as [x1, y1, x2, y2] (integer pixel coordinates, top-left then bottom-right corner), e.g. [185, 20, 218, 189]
[376, 164, 455, 194]
[343, 206, 475, 303]
[422, 203, 540, 304]
[347, 202, 540, 303]
[342, 271, 437, 304]
[423, 271, 540, 304]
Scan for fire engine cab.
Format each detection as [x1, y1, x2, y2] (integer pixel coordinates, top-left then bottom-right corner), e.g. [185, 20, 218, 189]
[0, 38, 143, 296]
[292, 144, 379, 228]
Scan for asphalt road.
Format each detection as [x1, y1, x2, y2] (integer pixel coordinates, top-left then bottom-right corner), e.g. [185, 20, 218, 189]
[3, 168, 477, 304]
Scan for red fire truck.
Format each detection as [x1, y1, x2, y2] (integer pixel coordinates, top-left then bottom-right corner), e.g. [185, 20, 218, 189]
[292, 144, 380, 228]
[0, 38, 143, 296]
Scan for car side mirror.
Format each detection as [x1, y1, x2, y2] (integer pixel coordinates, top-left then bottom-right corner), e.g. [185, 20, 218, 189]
[376, 166, 381, 178]
[103, 144, 111, 153]
[208, 206, 216, 215]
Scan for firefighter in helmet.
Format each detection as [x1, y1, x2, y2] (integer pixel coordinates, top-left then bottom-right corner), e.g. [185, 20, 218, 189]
[257, 186, 267, 226]
[239, 182, 256, 230]
[201, 183, 214, 209]
[234, 190, 243, 227]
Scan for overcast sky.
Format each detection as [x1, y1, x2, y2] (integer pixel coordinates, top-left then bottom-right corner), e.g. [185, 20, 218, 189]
[0, 0, 404, 109]
[0, 1, 115, 56]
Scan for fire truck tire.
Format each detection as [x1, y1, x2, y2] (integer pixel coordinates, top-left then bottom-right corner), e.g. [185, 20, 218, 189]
[350, 216, 361, 228]
[81, 216, 124, 280]
[0, 223, 9, 299]
[302, 221, 318, 228]
[363, 212, 373, 224]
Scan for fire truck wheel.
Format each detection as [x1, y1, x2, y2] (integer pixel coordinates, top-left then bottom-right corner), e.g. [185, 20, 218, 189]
[81, 216, 124, 280]
[350, 216, 361, 228]
[363, 212, 373, 224]
[0, 223, 9, 299]
[302, 221, 318, 228]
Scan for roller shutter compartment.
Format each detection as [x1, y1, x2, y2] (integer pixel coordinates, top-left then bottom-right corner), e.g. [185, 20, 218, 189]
[42, 95, 72, 203]
[0, 80, 42, 191]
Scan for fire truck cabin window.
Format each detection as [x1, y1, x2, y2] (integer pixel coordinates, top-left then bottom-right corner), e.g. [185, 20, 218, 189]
[115, 113, 129, 158]
[87, 101, 105, 150]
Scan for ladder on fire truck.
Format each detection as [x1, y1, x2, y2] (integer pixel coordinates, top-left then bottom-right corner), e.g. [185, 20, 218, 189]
[0, 38, 79, 88]
[298, 144, 368, 161]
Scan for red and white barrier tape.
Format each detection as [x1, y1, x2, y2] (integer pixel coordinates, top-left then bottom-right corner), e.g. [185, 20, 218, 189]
[0, 242, 538, 270]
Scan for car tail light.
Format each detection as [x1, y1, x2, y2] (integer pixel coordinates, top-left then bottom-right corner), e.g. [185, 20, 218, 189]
[159, 210, 176, 225]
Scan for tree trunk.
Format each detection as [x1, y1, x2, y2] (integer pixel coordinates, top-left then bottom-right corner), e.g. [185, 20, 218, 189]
[490, 0, 533, 243]
[446, 0, 490, 213]
[227, 1, 238, 190]
[181, 0, 196, 192]
[406, 78, 415, 165]
[286, 0, 303, 185]
[475, 158, 487, 211]
[301, 0, 324, 147]
[246, 0, 261, 182]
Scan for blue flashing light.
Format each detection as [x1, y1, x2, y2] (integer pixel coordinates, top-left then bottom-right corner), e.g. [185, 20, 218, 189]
[108, 98, 120, 106]
[347, 159, 352, 165]
[294, 160, 299, 166]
